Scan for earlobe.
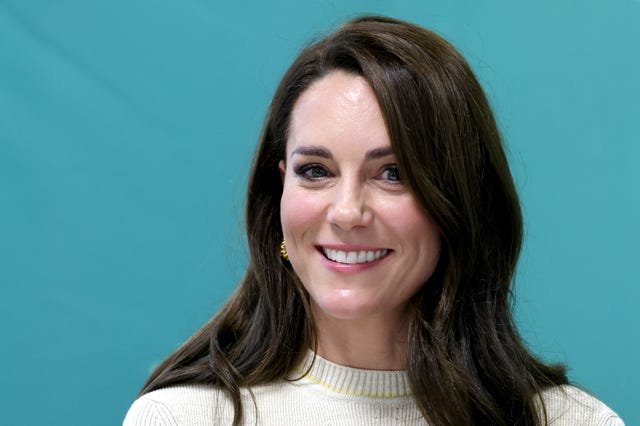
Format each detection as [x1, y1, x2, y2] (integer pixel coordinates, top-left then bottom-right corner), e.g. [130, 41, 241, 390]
[278, 160, 286, 183]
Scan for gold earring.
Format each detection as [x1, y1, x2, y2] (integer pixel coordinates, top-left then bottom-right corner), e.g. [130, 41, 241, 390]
[280, 240, 289, 261]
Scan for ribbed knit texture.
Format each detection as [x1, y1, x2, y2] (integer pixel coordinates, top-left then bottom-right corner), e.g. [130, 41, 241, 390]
[291, 352, 412, 398]
[123, 352, 624, 425]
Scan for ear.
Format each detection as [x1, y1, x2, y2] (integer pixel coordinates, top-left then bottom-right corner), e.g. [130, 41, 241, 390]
[278, 160, 286, 183]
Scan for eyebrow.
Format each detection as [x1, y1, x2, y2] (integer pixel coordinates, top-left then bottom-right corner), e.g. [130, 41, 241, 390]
[290, 146, 332, 159]
[364, 146, 394, 161]
[290, 145, 394, 161]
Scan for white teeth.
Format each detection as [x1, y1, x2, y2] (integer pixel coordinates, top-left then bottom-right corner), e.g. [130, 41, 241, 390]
[322, 248, 388, 264]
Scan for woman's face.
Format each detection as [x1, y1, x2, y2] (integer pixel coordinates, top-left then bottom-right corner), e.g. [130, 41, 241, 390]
[279, 70, 440, 325]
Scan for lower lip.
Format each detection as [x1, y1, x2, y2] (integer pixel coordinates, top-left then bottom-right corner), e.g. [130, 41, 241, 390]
[317, 249, 390, 273]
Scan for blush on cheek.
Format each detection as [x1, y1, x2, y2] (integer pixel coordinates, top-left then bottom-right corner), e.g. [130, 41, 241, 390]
[280, 190, 325, 233]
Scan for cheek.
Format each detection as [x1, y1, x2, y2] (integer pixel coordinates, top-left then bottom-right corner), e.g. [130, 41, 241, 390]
[412, 216, 441, 274]
[382, 198, 441, 255]
[408, 209, 439, 240]
[280, 187, 325, 240]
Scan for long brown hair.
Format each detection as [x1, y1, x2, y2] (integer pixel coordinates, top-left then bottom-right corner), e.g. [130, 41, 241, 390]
[140, 15, 567, 425]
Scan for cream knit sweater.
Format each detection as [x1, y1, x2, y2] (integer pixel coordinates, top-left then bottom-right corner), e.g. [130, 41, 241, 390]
[123, 352, 623, 425]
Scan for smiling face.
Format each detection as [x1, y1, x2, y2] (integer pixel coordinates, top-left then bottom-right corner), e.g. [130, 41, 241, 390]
[279, 70, 441, 326]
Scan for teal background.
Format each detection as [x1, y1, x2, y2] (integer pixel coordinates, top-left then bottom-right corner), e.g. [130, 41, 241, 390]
[1, 1, 637, 424]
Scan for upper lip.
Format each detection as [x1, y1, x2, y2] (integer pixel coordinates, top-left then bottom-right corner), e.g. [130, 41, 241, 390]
[316, 244, 392, 252]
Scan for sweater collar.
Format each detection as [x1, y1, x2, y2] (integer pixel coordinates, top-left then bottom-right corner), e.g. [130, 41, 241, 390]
[290, 351, 413, 398]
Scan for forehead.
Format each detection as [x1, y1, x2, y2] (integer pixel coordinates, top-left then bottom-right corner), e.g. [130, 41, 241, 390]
[287, 70, 391, 156]
[291, 70, 376, 122]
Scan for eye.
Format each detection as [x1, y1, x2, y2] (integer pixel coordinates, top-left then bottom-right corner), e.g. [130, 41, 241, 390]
[294, 163, 330, 180]
[380, 165, 401, 182]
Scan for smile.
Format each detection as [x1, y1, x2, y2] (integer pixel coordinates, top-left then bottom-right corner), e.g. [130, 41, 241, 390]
[321, 247, 389, 264]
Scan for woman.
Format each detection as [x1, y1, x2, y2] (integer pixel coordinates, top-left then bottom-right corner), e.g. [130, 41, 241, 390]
[124, 16, 623, 425]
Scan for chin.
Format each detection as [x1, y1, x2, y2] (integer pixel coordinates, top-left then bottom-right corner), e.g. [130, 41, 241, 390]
[311, 295, 381, 321]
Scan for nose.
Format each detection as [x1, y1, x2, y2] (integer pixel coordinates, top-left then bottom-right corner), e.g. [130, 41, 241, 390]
[326, 178, 373, 231]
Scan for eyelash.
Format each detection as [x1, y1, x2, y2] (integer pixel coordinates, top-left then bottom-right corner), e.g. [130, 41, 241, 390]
[292, 163, 402, 184]
[294, 163, 330, 181]
[380, 165, 401, 182]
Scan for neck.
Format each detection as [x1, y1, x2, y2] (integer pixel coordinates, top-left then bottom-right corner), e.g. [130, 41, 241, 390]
[312, 305, 410, 370]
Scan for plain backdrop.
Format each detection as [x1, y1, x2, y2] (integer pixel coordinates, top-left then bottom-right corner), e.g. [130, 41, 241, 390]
[1, 1, 638, 425]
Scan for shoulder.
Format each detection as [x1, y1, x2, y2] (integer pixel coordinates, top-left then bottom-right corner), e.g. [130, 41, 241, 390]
[538, 385, 624, 425]
[122, 385, 233, 426]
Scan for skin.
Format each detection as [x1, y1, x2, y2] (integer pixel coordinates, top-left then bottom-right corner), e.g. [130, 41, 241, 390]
[279, 70, 440, 370]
